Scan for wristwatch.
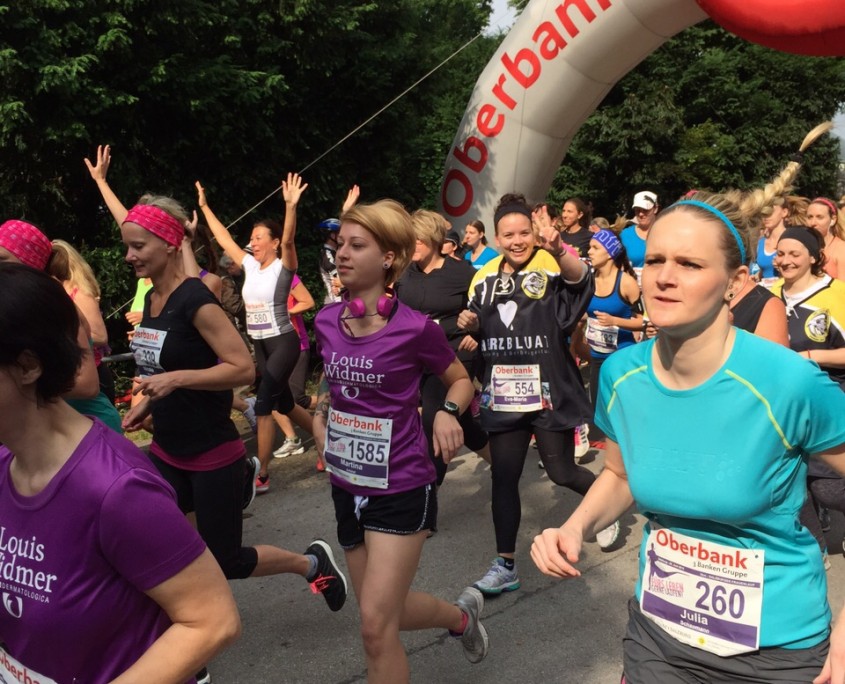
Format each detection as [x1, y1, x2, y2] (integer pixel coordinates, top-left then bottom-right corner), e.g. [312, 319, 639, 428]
[438, 400, 461, 418]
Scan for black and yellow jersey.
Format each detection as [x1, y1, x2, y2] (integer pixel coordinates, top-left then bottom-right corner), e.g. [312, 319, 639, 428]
[468, 248, 594, 432]
[771, 276, 845, 386]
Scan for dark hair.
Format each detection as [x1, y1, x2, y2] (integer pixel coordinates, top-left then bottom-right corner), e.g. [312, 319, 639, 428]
[564, 197, 592, 230]
[467, 219, 487, 245]
[613, 244, 638, 280]
[493, 193, 532, 234]
[192, 223, 219, 273]
[798, 226, 828, 277]
[534, 202, 560, 219]
[254, 218, 283, 257]
[0, 263, 82, 403]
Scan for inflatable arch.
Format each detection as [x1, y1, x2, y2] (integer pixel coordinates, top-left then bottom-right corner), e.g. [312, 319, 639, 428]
[439, 0, 845, 230]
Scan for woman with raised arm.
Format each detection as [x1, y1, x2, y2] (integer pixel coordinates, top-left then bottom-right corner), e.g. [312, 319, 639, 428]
[457, 193, 619, 598]
[197, 174, 313, 493]
[0, 262, 240, 683]
[531, 158, 845, 683]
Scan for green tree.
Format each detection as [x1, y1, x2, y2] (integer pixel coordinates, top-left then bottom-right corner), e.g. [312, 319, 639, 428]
[550, 22, 845, 217]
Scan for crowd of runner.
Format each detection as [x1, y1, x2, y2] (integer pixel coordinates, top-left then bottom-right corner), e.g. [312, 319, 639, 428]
[4, 127, 845, 683]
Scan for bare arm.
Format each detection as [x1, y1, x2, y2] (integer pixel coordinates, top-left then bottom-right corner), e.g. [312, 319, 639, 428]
[72, 290, 109, 346]
[133, 303, 254, 399]
[531, 439, 633, 578]
[109, 550, 240, 684]
[289, 281, 315, 315]
[195, 182, 248, 267]
[433, 358, 474, 463]
[280, 172, 308, 272]
[84, 144, 129, 226]
[753, 297, 789, 347]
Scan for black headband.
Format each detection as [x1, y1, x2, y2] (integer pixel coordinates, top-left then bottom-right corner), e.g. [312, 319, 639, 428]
[778, 226, 821, 262]
[494, 202, 533, 228]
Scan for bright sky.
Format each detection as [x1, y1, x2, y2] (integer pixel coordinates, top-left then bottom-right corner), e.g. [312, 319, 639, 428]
[487, 0, 518, 33]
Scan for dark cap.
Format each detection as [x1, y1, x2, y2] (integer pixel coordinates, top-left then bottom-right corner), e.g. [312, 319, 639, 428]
[444, 230, 461, 246]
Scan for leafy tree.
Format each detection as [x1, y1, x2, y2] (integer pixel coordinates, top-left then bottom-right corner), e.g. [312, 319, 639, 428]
[549, 22, 845, 217]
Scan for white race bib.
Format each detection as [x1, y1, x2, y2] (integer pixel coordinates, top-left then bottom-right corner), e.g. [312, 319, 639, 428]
[0, 648, 57, 684]
[586, 317, 619, 354]
[325, 408, 392, 489]
[245, 301, 280, 339]
[640, 526, 764, 657]
[490, 364, 543, 412]
[131, 326, 168, 378]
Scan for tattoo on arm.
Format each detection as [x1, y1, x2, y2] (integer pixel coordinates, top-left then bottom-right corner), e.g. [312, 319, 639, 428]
[315, 375, 330, 418]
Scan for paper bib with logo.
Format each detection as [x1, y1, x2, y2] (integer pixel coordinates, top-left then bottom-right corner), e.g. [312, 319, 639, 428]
[491, 364, 542, 412]
[131, 327, 168, 377]
[640, 526, 764, 657]
[0, 648, 57, 684]
[586, 318, 619, 355]
[245, 301, 280, 339]
[325, 407, 392, 489]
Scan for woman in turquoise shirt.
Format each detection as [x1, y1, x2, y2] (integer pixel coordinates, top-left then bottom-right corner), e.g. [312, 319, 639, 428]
[532, 162, 845, 683]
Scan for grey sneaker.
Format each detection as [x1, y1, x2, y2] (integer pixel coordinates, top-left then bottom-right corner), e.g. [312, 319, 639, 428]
[453, 587, 489, 663]
[242, 456, 260, 510]
[596, 520, 620, 550]
[473, 558, 520, 595]
[274, 437, 305, 458]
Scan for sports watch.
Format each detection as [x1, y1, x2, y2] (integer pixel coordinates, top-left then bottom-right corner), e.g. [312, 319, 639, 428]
[438, 400, 461, 418]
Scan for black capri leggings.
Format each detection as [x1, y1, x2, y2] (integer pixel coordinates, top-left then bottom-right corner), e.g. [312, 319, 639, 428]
[489, 426, 595, 554]
[148, 452, 259, 580]
[252, 330, 300, 416]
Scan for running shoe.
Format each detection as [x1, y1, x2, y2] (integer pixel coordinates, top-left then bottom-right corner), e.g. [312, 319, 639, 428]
[195, 667, 211, 684]
[453, 587, 489, 663]
[824, 549, 832, 571]
[255, 473, 270, 494]
[596, 520, 620, 550]
[819, 506, 831, 533]
[574, 423, 589, 463]
[242, 396, 257, 434]
[273, 437, 304, 458]
[305, 539, 348, 612]
[242, 456, 260, 510]
[473, 558, 520, 595]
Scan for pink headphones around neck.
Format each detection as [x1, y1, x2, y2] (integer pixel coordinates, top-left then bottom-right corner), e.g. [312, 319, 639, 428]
[342, 288, 397, 319]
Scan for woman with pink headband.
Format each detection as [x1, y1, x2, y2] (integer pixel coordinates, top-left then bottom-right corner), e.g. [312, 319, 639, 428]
[806, 196, 845, 280]
[120, 195, 348, 683]
[0, 219, 100, 400]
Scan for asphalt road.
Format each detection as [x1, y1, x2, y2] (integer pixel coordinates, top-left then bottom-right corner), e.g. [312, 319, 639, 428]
[206, 431, 845, 683]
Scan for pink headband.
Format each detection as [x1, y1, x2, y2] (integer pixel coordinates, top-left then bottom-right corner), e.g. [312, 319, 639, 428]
[0, 220, 52, 271]
[123, 204, 184, 246]
[812, 197, 839, 219]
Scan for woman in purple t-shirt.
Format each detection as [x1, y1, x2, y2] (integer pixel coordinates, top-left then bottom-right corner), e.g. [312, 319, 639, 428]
[313, 199, 490, 681]
[0, 262, 239, 683]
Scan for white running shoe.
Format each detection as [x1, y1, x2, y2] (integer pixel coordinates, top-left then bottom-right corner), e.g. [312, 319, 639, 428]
[274, 437, 305, 458]
[574, 423, 589, 463]
[473, 558, 520, 595]
[453, 587, 489, 663]
[596, 520, 620, 550]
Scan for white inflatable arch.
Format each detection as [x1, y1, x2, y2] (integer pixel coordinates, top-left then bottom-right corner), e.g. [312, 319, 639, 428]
[438, 0, 708, 229]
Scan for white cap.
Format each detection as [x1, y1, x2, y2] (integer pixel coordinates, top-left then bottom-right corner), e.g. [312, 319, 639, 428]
[632, 191, 658, 211]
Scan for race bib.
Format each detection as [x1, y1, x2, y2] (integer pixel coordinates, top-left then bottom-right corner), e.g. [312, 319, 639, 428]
[131, 326, 167, 378]
[491, 364, 543, 412]
[245, 301, 280, 339]
[325, 408, 392, 489]
[0, 648, 57, 684]
[586, 317, 619, 354]
[640, 526, 764, 657]
[633, 266, 643, 287]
